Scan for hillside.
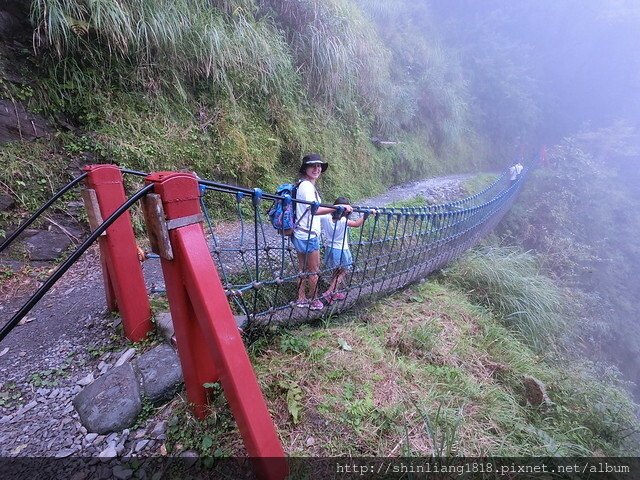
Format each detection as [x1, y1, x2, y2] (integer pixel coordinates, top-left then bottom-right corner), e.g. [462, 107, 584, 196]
[173, 278, 639, 458]
[147, 240, 640, 462]
[498, 131, 640, 400]
[2, 2, 638, 204]
[0, 0, 485, 214]
[1, 0, 640, 470]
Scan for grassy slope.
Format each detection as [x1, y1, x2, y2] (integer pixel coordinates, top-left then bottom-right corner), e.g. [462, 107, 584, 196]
[1, 0, 486, 223]
[496, 138, 640, 399]
[166, 279, 639, 457]
[0, 86, 456, 222]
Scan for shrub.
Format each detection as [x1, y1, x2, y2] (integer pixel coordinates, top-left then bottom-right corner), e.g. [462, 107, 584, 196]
[441, 246, 566, 351]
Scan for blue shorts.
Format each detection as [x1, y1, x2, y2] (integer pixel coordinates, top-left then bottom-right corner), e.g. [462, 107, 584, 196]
[324, 247, 353, 270]
[291, 235, 320, 254]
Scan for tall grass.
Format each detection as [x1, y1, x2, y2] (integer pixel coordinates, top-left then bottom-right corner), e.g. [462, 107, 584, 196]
[22, 0, 491, 199]
[357, 0, 473, 151]
[257, 0, 394, 119]
[27, 0, 483, 186]
[441, 246, 565, 351]
[30, 0, 298, 102]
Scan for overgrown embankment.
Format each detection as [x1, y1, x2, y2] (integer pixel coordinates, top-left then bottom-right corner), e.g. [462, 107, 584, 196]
[1, 0, 514, 226]
[165, 248, 640, 457]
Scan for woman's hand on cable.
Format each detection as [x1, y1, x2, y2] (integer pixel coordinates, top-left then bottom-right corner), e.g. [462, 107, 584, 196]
[336, 204, 353, 216]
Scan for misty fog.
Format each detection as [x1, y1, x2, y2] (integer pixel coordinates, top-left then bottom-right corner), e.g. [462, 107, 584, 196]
[425, 0, 640, 397]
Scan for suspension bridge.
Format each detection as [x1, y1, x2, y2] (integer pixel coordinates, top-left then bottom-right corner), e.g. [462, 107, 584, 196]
[0, 163, 527, 479]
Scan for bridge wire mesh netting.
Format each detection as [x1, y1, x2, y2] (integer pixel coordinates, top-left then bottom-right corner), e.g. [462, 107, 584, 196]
[196, 167, 526, 331]
[0, 165, 526, 342]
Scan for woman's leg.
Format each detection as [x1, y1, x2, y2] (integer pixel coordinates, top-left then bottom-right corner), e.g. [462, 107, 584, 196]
[306, 250, 321, 299]
[325, 270, 338, 295]
[296, 252, 309, 302]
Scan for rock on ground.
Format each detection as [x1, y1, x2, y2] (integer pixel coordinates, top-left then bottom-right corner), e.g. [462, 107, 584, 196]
[135, 344, 183, 406]
[73, 364, 142, 434]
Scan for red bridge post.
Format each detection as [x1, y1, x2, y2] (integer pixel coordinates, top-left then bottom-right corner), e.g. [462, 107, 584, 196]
[83, 164, 152, 342]
[145, 171, 287, 479]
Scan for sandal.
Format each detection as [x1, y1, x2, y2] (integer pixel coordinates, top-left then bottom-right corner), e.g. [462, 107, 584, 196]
[332, 292, 346, 301]
[309, 299, 324, 311]
[295, 299, 309, 308]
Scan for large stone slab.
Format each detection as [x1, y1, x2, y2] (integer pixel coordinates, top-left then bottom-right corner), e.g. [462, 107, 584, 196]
[134, 344, 183, 406]
[73, 364, 142, 434]
[24, 230, 72, 261]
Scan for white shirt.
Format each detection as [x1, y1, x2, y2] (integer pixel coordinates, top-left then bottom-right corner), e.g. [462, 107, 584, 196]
[321, 216, 350, 250]
[509, 163, 523, 181]
[294, 180, 321, 239]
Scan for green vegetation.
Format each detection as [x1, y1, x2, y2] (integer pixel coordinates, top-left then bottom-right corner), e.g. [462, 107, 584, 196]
[86, 336, 125, 359]
[132, 399, 158, 430]
[388, 195, 429, 209]
[29, 369, 63, 388]
[28, 352, 75, 388]
[132, 329, 163, 354]
[0, 140, 72, 213]
[461, 173, 499, 197]
[165, 277, 639, 456]
[166, 386, 238, 457]
[1, 0, 500, 228]
[149, 295, 169, 315]
[440, 246, 566, 352]
[28, 0, 296, 127]
[0, 382, 24, 409]
[1, 1, 636, 216]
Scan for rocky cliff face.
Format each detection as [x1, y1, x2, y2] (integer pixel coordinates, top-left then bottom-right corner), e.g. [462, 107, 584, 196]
[0, 1, 52, 143]
[0, 99, 52, 143]
[0, 1, 29, 40]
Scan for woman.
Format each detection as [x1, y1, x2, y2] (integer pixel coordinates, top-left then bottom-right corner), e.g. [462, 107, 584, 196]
[293, 153, 352, 310]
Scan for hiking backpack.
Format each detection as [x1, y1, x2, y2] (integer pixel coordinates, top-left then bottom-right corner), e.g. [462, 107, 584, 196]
[267, 182, 302, 236]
